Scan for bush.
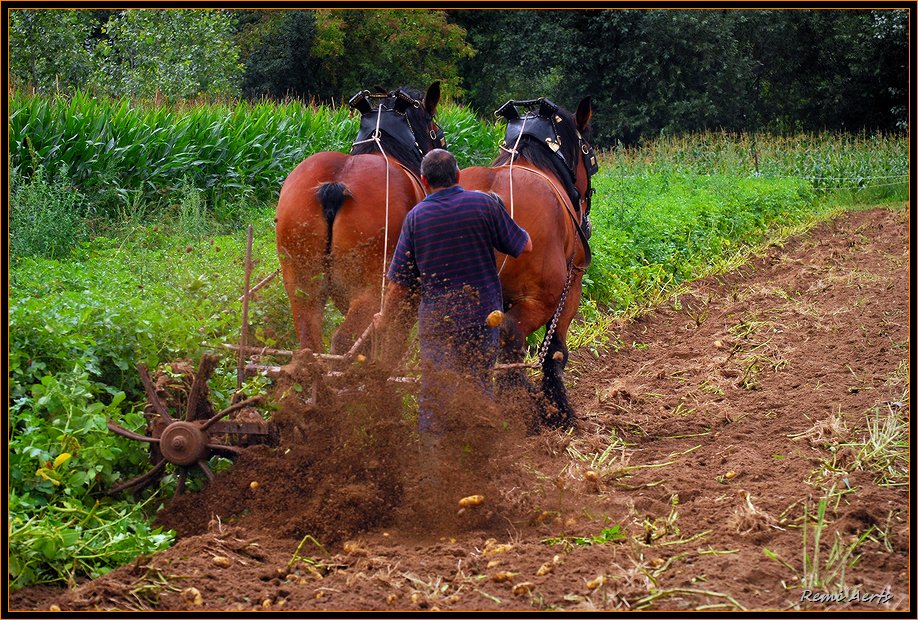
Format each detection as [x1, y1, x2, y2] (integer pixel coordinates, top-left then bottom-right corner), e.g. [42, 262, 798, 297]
[9, 166, 90, 261]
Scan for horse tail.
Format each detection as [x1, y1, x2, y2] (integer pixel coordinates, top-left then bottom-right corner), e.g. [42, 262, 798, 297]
[316, 182, 350, 256]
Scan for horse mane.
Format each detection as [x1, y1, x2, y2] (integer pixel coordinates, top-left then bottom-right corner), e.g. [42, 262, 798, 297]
[349, 86, 429, 173]
[492, 103, 591, 207]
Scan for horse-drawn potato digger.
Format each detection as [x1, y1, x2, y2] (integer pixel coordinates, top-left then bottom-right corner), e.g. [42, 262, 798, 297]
[105, 89, 596, 500]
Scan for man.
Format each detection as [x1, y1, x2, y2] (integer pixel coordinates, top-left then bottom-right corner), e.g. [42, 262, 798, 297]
[374, 149, 532, 443]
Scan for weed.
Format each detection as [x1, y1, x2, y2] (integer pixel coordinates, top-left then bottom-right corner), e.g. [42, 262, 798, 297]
[9, 165, 90, 260]
[764, 486, 874, 596]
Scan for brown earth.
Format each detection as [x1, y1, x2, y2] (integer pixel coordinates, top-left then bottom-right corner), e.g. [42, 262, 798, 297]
[9, 206, 911, 613]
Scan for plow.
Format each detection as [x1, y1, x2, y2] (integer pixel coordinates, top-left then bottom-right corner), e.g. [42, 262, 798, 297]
[105, 226, 534, 501]
[103, 226, 416, 501]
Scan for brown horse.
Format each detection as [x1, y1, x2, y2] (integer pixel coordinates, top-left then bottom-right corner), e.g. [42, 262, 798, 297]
[460, 97, 598, 429]
[276, 83, 442, 353]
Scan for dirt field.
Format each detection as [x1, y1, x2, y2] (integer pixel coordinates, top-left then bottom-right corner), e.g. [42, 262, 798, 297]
[9, 206, 910, 612]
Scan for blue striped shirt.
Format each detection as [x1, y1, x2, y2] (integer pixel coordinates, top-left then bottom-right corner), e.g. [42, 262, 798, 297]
[387, 185, 530, 337]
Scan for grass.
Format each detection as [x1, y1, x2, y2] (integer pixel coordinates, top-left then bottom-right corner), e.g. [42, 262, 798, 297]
[764, 486, 874, 599]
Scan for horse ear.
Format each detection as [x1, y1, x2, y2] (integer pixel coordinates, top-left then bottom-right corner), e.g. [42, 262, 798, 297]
[424, 81, 441, 115]
[575, 96, 593, 131]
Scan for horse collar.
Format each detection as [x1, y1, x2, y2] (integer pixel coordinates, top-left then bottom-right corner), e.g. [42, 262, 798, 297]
[350, 89, 443, 160]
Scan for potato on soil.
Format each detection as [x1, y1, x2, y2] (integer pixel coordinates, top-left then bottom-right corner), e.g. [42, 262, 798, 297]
[587, 575, 606, 590]
[536, 562, 553, 576]
[512, 582, 534, 596]
[459, 494, 484, 508]
[182, 587, 203, 606]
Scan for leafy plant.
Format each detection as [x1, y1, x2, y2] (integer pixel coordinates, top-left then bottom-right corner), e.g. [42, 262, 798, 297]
[9, 165, 90, 260]
[543, 525, 626, 546]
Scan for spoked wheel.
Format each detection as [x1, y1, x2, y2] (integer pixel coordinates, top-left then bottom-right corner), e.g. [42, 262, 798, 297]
[106, 354, 276, 499]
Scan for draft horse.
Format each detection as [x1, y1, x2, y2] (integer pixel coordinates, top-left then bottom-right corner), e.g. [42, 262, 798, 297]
[460, 97, 599, 429]
[276, 82, 443, 353]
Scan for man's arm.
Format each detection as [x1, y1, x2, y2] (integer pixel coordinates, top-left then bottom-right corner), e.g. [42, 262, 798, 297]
[520, 232, 533, 254]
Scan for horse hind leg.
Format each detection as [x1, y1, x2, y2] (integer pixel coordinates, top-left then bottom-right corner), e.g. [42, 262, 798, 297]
[540, 331, 576, 430]
[280, 263, 326, 352]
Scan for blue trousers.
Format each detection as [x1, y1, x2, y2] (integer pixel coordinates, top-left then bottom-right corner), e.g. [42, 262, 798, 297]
[418, 326, 499, 434]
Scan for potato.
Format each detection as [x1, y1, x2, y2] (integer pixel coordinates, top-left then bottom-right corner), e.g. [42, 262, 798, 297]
[182, 587, 203, 606]
[536, 562, 553, 576]
[458, 495, 485, 508]
[586, 575, 606, 590]
[486, 310, 504, 327]
[512, 582, 534, 596]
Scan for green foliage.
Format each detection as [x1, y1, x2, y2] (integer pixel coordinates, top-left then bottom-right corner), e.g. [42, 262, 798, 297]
[8, 9, 97, 93]
[8, 90, 501, 217]
[436, 104, 504, 169]
[94, 9, 244, 101]
[9, 166, 90, 260]
[8, 9, 908, 143]
[452, 9, 907, 146]
[8, 213, 291, 590]
[6, 363, 174, 590]
[7, 90, 358, 216]
[234, 10, 321, 100]
[312, 10, 474, 100]
[543, 525, 626, 546]
[8, 494, 174, 590]
[585, 171, 818, 310]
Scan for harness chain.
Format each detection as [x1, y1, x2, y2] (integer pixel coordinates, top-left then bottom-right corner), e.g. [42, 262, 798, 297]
[537, 257, 575, 366]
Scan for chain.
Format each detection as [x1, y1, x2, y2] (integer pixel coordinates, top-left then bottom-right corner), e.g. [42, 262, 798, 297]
[538, 257, 575, 366]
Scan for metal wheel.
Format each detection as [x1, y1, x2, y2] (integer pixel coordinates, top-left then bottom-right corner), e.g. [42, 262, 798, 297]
[106, 354, 275, 499]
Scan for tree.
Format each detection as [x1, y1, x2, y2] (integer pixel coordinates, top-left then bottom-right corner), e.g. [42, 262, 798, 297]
[449, 10, 579, 117]
[93, 9, 244, 100]
[311, 10, 474, 101]
[8, 9, 96, 93]
[233, 10, 324, 101]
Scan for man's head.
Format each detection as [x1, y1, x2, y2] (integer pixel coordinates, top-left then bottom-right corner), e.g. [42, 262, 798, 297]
[420, 148, 459, 190]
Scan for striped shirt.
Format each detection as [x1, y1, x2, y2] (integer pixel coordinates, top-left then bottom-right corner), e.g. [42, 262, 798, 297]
[387, 185, 530, 337]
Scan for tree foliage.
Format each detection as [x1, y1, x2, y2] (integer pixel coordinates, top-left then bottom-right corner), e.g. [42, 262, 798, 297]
[233, 10, 322, 100]
[8, 9, 96, 93]
[309, 9, 473, 100]
[6, 8, 908, 145]
[93, 9, 244, 100]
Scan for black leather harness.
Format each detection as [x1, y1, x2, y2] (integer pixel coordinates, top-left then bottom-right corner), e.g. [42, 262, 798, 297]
[496, 98, 598, 242]
[348, 89, 446, 159]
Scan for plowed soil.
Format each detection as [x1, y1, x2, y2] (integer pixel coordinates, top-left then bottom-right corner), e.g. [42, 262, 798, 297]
[9, 206, 910, 612]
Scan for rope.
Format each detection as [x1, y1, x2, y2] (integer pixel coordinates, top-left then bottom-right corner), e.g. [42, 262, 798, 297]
[352, 106, 392, 310]
[497, 114, 528, 275]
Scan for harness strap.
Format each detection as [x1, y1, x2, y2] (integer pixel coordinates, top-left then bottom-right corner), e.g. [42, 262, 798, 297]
[493, 164, 592, 269]
[496, 114, 529, 275]
[396, 162, 424, 198]
[350, 105, 394, 310]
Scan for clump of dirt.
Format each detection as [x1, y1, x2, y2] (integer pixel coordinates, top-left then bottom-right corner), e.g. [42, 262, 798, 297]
[155, 345, 533, 545]
[10, 207, 910, 612]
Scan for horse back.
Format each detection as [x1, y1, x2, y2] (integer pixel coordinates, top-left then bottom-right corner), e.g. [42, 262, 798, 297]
[461, 166, 583, 268]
